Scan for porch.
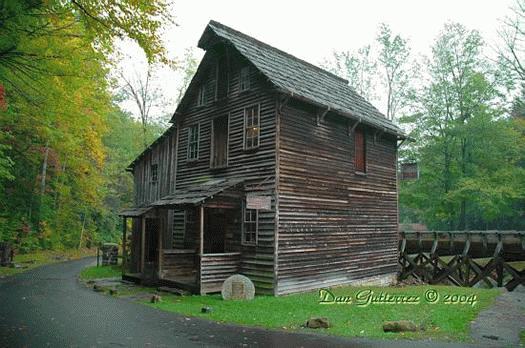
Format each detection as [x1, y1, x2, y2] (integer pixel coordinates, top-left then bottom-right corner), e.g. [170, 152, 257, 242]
[119, 178, 245, 294]
[160, 249, 241, 294]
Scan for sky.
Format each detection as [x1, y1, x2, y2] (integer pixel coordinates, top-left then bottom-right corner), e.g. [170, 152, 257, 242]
[117, 0, 516, 120]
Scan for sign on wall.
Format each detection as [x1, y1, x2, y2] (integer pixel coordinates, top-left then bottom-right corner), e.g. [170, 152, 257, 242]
[246, 195, 272, 210]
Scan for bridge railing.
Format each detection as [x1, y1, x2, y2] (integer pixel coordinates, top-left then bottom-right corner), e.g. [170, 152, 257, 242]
[398, 230, 525, 291]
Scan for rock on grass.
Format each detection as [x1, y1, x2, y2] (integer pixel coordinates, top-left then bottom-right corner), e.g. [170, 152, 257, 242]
[383, 320, 419, 332]
[306, 317, 330, 329]
[151, 294, 162, 303]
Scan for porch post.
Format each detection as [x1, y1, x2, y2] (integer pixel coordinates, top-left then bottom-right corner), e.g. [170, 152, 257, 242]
[199, 204, 204, 256]
[199, 204, 204, 293]
[140, 217, 146, 273]
[158, 209, 163, 279]
[122, 217, 127, 275]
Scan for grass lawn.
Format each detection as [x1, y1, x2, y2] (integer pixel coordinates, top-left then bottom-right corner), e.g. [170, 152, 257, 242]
[521, 330, 525, 345]
[145, 285, 500, 342]
[0, 248, 96, 277]
[79, 264, 122, 280]
[79, 264, 502, 342]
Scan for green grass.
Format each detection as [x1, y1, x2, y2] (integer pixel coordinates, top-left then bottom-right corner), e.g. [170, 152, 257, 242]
[144, 285, 500, 342]
[520, 330, 525, 345]
[79, 264, 122, 280]
[0, 248, 96, 277]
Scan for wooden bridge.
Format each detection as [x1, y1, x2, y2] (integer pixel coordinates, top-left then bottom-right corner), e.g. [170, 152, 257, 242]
[399, 231, 525, 291]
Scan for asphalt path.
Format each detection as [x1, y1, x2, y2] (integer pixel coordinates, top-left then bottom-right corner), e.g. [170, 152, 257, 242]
[0, 257, 490, 348]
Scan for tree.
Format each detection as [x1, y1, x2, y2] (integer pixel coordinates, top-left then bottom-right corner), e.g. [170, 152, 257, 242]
[0, 0, 174, 250]
[175, 48, 199, 106]
[498, 0, 525, 83]
[322, 45, 377, 101]
[376, 23, 415, 121]
[119, 66, 163, 148]
[400, 23, 525, 230]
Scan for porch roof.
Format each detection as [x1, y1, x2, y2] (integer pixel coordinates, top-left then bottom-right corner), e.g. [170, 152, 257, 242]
[118, 206, 153, 217]
[150, 178, 244, 207]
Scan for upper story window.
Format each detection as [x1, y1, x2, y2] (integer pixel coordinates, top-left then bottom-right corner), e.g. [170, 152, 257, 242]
[197, 85, 206, 106]
[242, 206, 258, 245]
[354, 127, 366, 173]
[217, 57, 229, 99]
[239, 66, 251, 91]
[187, 124, 200, 161]
[244, 105, 260, 150]
[211, 115, 229, 168]
[150, 164, 158, 183]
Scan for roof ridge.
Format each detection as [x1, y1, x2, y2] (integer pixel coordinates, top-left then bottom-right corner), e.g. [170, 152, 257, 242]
[208, 20, 349, 85]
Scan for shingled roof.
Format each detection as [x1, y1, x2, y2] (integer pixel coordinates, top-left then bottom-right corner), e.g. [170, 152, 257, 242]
[198, 20, 404, 137]
[150, 178, 243, 207]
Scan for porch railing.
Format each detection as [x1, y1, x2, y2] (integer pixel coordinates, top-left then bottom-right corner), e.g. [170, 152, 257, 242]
[199, 252, 241, 294]
[160, 249, 197, 282]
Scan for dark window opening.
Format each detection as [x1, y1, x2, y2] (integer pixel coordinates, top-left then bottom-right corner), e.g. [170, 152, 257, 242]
[242, 207, 258, 245]
[187, 124, 200, 160]
[239, 66, 250, 91]
[244, 105, 260, 150]
[355, 127, 366, 173]
[217, 56, 229, 99]
[211, 115, 229, 168]
[197, 85, 206, 106]
[150, 164, 158, 183]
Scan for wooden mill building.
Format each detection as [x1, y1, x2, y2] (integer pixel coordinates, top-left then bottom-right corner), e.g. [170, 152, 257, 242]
[119, 20, 405, 295]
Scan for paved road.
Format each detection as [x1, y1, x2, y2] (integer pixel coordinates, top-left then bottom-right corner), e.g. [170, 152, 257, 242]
[0, 258, 490, 348]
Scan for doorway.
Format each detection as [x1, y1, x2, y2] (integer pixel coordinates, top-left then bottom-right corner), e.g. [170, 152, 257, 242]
[204, 209, 227, 253]
[144, 218, 159, 274]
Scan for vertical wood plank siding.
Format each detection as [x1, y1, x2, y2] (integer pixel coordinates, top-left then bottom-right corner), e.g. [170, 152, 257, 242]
[276, 100, 399, 295]
[133, 133, 174, 206]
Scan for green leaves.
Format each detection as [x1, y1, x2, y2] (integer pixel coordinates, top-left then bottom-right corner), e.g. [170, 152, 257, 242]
[400, 22, 525, 230]
[0, 0, 173, 249]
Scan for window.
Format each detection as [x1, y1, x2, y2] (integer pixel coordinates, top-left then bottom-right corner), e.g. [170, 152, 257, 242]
[239, 66, 250, 91]
[150, 164, 158, 183]
[242, 207, 258, 245]
[217, 57, 229, 99]
[187, 124, 200, 160]
[211, 115, 229, 168]
[197, 85, 206, 106]
[244, 105, 260, 150]
[354, 127, 366, 173]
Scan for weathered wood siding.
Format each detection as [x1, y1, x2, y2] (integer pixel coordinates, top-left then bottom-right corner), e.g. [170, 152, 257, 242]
[171, 45, 277, 294]
[133, 131, 176, 206]
[161, 249, 196, 279]
[276, 99, 399, 295]
[200, 252, 241, 294]
[131, 133, 175, 252]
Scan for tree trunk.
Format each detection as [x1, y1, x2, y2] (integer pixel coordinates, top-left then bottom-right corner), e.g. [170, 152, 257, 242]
[37, 140, 49, 226]
[458, 137, 468, 230]
[40, 141, 49, 197]
[79, 211, 86, 249]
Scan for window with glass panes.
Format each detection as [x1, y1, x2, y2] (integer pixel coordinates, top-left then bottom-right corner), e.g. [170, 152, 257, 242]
[243, 207, 258, 245]
[244, 105, 260, 150]
[187, 124, 199, 160]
